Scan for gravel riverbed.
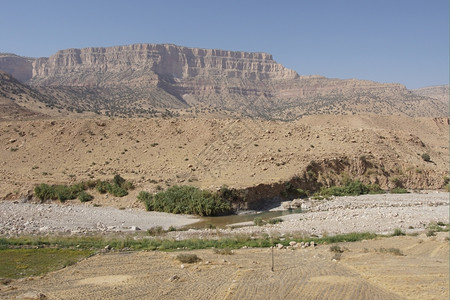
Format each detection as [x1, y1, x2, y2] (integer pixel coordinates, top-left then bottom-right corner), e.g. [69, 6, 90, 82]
[0, 201, 199, 236]
[0, 192, 448, 237]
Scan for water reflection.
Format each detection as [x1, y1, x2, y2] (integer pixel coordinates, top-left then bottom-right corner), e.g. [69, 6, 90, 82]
[186, 208, 302, 229]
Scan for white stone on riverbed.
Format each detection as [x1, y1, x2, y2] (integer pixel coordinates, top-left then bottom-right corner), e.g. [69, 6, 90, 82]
[0, 192, 448, 237]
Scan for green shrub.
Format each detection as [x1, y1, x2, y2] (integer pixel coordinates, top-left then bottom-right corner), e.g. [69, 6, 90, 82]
[34, 184, 81, 202]
[176, 253, 200, 264]
[53, 185, 74, 202]
[139, 186, 231, 216]
[443, 176, 450, 185]
[78, 191, 93, 202]
[392, 228, 405, 236]
[421, 153, 431, 162]
[137, 191, 153, 210]
[113, 174, 125, 186]
[426, 221, 449, 235]
[34, 175, 132, 203]
[267, 218, 283, 225]
[95, 175, 132, 197]
[426, 230, 436, 237]
[367, 184, 384, 194]
[107, 184, 128, 197]
[253, 217, 264, 226]
[217, 185, 241, 202]
[296, 188, 308, 198]
[121, 181, 134, 190]
[34, 184, 55, 201]
[147, 226, 164, 236]
[319, 180, 378, 197]
[95, 181, 110, 194]
[330, 245, 343, 253]
[391, 187, 408, 194]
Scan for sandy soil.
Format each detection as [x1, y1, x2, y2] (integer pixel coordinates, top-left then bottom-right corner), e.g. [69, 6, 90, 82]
[1, 232, 448, 300]
[1, 115, 448, 200]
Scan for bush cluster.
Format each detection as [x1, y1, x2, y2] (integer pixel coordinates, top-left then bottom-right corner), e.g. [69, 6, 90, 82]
[34, 183, 91, 203]
[254, 217, 283, 226]
[137, 185, 231, 216]
[96, 174, 132, 197]
[176, 253, 201, 263]
[318, 180, 383, 197]
[390, 187, 408, 194]
[421, 153, 431, 162]
[34, 175, 133, 202]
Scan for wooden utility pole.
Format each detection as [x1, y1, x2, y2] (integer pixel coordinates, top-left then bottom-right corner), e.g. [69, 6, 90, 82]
[271, 245, 274, 272]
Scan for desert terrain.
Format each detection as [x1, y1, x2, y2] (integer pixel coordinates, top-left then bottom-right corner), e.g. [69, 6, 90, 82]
[1, 232, 448, 300]
[0, 115, 448, 203]
[0, 44, 449, 299]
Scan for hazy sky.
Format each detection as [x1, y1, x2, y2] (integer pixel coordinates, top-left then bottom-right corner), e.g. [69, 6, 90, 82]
[1, 0, 448, 89]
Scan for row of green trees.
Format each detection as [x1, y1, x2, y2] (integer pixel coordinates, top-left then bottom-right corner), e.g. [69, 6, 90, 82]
[137, 185, 231, 216]
[34, 176, 411, 216]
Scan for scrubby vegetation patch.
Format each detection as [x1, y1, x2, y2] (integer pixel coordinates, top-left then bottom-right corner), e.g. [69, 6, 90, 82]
[34, 174, 133, 202]
[138, 185, 231, 216]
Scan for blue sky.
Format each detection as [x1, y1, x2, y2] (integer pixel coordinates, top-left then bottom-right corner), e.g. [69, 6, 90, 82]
[0, 0, 448, 89]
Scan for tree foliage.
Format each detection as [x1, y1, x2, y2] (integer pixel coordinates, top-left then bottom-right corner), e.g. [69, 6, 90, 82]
[138, 185, 231, 216]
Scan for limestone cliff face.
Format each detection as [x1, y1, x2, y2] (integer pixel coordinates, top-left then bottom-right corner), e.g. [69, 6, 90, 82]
[0, 54, 34, 83]
[0, 44, 446, 119]
[30, 44, 298, 87]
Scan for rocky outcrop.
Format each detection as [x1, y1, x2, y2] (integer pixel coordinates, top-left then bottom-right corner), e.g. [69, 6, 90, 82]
[29, 44, 298, 86]
[0, 44, 447, 119]
[412, 85, 449, 105]
[0, 54, 34, 82]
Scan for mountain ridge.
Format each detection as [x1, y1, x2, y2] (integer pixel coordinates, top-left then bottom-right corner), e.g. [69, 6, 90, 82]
[0, 44, 447, 119]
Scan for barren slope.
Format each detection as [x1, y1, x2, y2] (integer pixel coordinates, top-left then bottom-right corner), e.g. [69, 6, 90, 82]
[412, 85, 449, 105]
[0, 115, 447, 204]
[0, 71, 47, 120]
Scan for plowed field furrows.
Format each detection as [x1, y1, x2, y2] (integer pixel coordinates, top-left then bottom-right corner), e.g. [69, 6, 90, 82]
[2, 233, 447, 300]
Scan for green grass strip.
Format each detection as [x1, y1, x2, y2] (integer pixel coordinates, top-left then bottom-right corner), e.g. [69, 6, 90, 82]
[0, 248, 93, 279]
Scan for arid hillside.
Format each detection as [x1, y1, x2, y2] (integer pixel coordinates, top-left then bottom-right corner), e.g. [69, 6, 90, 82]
[412, 84, 449, 105]
[1, 115, 447, 204]
[0, 71, 47, 120]
[0, 44, 448, 205]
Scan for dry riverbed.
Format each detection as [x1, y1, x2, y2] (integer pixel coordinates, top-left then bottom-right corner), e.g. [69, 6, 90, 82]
[0, 192, 449, 300]
[0, 192, 448, 237]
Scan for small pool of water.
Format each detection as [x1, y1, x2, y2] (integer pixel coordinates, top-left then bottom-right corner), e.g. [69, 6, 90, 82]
[186, 209, 302, 229]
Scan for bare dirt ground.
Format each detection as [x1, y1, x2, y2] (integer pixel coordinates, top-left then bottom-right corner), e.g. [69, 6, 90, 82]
[0, 114, 448, 299]
[0, 115, 448, 200]
[1, 232, 448, 300]
[0, 192, 448, 299]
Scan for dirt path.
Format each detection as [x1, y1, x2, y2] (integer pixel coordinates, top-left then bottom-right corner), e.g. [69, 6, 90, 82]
[2, 233, 448, 300]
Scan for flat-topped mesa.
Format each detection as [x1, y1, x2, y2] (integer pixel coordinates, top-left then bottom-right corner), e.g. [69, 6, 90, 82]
[30, 44, 299, 86]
